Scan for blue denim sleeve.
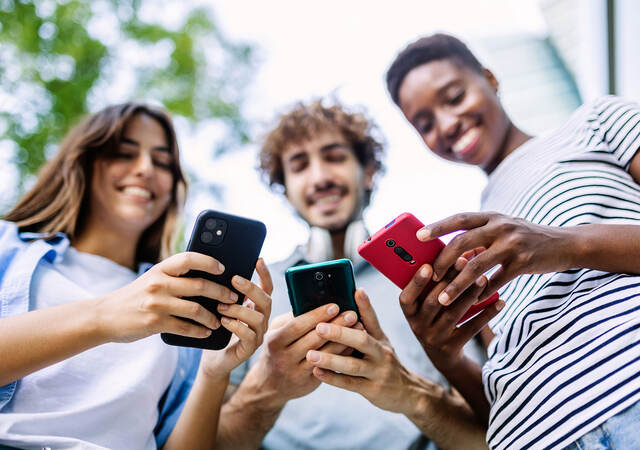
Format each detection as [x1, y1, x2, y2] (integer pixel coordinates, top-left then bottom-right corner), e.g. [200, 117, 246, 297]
[154, 346, 202, 448]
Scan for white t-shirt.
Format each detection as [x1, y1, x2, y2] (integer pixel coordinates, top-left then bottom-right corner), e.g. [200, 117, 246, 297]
[0, 247, 178, 450]
[481, 96, 640, 449]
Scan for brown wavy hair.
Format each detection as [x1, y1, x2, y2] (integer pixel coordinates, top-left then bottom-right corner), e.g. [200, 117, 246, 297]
[3, 102, 187, 264]
[258, 99, 385, 206]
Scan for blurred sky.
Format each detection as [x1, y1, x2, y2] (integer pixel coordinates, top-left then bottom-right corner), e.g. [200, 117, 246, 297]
[183, 0, 547, 262]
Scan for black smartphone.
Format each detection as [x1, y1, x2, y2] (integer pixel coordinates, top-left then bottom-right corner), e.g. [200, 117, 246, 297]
[285, 259, 359, 319]
[161, 209, 266, 350]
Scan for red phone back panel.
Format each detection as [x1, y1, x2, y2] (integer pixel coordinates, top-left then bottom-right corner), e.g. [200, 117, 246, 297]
[358, 212, 443, 289]
[358, 212, 498, 325]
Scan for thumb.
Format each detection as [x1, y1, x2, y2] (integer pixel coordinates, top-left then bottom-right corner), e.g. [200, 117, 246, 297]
[354, 289, 386, 341]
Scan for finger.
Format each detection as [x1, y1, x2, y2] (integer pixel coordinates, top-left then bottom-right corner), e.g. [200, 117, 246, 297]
[433, 276, 487, 334]
[312, 367, 366, 393]
[432, 227, 491, 282]
[314, 322, 382, 359]
[453, 299, 505, 347]
[306, 350, 374, 378]
[420, 263, 460, 325]
[461, 247, 487, 261]
[168, 297, 221, 330]
[220, 316, 258, 349]
[299, 341, 351, 372]
[167, 276, 238, 304]
[399, 264, 433, 317]
[160, 252, 225, 277]
[479, 264, 514, 302]
[231, 275, 271, 318]
[273, 303, 341, 346]
[217, 303, 265, 334]
[437, 250, 498, 306]
[290, 310, 358, 362]
[255, 258, 274, 296]
[416, 212, 490, 241]
[164, 316, 213, 339]
[354, 289, 386, 341]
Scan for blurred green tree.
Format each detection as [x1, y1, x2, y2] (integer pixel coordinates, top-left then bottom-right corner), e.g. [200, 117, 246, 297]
[0, 0, 255, 207]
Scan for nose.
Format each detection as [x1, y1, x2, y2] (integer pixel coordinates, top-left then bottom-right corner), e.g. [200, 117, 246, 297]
[132, 151, 154, 179]
[435, 110, 461, 145]
[308, 157, 333, 187]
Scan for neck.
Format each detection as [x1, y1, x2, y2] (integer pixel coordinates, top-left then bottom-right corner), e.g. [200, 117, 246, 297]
[484, 121, 533, 175]
[73, 217, 140, 270]
[330, 229, 347, 260]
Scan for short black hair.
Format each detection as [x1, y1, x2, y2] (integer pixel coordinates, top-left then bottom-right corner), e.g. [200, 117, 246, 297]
[386, 33, 484, 106]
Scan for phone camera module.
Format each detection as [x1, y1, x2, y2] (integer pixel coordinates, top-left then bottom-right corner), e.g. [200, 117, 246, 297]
[205, 218, 217, 230]
[393, 246, 414, 262]
[201, 231, 213, 244]
[314, 271, 324, 281]
[386, 239, 396, 247]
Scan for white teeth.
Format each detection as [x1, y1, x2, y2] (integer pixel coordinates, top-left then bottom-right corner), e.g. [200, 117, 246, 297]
[315, 194, 341, 205]
[452, 128, 479, 155]
[122, 186, 152, 199]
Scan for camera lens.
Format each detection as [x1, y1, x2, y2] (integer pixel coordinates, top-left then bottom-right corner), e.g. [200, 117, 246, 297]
[386, 239, 396, 247]
[201, 231, 213, 243]
[205, 218, 216, 229]
[314, 271, 324, 281]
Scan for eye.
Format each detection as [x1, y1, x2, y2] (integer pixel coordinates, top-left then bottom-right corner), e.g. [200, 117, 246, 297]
[416, 119, 433, 135]
[448, 89, 465, 105]
[324, 148, 349, 162]
[287, 155, 308, 173]
[152, 152, 174, 170]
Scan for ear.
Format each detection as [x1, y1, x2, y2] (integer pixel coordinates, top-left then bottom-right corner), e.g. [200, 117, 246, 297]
[363, 163, 376, 191]
[483, 68, 499, 94]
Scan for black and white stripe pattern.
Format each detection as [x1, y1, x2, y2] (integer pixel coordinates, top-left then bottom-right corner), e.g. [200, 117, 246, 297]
[481, 96, 640, 449]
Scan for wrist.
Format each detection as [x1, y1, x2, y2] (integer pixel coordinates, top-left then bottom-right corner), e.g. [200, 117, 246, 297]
[82, 296, 112, 345]
[236, 363, 288, 413]
[564, 225, 592, 270]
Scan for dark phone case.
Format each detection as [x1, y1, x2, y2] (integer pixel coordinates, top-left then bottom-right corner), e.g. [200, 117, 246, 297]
[161, 210, 266, 350]
[285, 259, 359, 319]
[358, 212, 498, 324]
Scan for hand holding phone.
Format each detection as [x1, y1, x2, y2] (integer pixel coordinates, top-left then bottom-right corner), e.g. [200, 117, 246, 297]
[357, 212, 498, 324]
[161, 210, 266, 349]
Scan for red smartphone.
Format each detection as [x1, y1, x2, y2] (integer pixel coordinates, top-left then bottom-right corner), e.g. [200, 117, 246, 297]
[357, 212, 498, 325]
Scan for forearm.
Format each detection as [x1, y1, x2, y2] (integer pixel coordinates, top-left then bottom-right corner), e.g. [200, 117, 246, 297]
[216, 372, 285, 450]
[406, 374, 488, 450]
[568, 224, 640, 274]
[163, 369, 230, 450]
[436, 356, 490, 425]
[0, 297, 107, 386]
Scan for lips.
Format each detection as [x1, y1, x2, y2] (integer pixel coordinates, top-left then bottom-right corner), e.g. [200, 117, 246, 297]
[307, 187, 347, 213]
[451, 127, 481, 158]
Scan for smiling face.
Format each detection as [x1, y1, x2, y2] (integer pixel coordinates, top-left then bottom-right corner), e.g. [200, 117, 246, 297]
[398, 59, 510, 172]
[88, 113, 175, 238]
[281, 128, 373, 231]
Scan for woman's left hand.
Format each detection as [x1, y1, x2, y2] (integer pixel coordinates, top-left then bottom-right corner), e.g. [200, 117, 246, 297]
[305, 289, 424, 416]
[417, 212, 574, 306]
[199, 258, 273, 378]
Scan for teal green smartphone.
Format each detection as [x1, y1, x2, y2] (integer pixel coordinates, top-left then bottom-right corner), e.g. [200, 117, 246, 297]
[285, 259, 359, 318]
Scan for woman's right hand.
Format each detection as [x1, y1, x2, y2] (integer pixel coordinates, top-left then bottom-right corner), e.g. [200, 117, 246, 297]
[95, 252, 239, 343]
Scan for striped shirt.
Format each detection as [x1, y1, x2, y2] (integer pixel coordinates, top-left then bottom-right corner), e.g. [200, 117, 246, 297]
[481, 96, 640, 449]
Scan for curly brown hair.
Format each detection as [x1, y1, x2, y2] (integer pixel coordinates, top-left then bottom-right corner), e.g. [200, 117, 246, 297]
[258, 100, 385, 205]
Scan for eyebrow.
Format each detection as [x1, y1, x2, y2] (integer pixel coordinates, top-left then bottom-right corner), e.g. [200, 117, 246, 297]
[121, 136, 170, 153]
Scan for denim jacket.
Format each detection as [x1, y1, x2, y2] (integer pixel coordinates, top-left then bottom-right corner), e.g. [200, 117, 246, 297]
[0, 220, 200, 448]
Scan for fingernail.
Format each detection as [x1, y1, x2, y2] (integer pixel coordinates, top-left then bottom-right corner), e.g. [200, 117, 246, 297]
[317, 323, 329, 335]
[420, 266, 430, 279]
[234, 276, 248, 287]
[205, 328, 212, 336]
[475, 277, 486, 287]
[308, 350, 321, 362]
[217, 262, 225, 273]
[221, 317, 231, 325]
[345, 312, 357, 324]
[218, 303, 229, 311]
[438, 291, 450, 305]
[417, 228, 430, 241]
[455, 257, 467, 271]
[432, 273, 440, 282]
[315, 368, 326, 376]
[496, 301, 504, 311]
[229, 291, 239, 302]
[212, 320, 220, 330]
[327, 304, 339, 315]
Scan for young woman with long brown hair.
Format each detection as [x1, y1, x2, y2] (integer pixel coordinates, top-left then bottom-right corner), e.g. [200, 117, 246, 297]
[0, 102, 272, 449]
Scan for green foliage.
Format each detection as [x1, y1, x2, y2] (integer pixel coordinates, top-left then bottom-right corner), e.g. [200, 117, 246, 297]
[0, 0, 255, 197]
